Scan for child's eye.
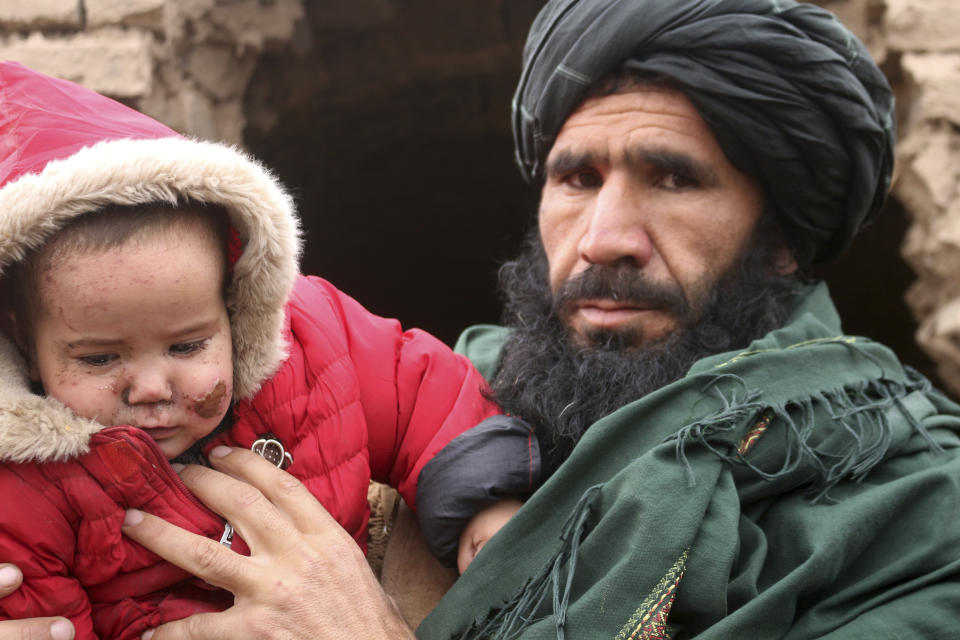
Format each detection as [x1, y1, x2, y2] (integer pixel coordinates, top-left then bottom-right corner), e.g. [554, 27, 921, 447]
[170, 340, 207, 356]
[78, 354, 117, 367]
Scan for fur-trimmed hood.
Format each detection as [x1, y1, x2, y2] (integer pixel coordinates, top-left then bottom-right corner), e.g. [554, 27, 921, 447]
[0, 61, 301, 463]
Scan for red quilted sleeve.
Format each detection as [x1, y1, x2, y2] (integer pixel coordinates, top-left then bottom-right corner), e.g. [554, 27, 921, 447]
[0, 464, 97, 639]
[293, 276, 501, 510]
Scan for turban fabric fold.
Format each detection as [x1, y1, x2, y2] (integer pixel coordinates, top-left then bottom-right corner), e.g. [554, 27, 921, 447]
[513, 0, 895, 265]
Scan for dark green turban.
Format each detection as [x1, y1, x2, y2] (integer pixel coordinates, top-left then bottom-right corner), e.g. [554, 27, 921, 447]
[513, 0, 895, 265]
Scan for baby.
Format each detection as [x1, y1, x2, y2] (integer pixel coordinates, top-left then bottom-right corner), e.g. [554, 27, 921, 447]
[0, 61, 535, 639]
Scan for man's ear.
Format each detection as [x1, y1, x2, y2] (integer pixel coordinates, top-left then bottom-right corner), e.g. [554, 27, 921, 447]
[774, 245, 798, 276]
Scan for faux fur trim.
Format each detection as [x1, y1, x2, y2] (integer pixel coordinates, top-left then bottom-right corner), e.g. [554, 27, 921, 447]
[0, 333, 101, 462]
[0, 136, 301, 462]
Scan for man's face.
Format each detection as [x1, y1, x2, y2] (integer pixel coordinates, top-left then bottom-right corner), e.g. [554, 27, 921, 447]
[539, 86, 767, 347]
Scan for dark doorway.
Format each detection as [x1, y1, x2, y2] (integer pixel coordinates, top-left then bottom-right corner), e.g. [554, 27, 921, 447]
[244, 1, 542, 345]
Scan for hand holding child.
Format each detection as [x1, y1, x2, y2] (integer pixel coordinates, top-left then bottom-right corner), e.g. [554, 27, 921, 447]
[122, 446, 414, 640]
[0, 565, 74, 640]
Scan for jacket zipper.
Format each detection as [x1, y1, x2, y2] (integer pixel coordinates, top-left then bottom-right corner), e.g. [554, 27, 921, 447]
[101, 426, 214, 516]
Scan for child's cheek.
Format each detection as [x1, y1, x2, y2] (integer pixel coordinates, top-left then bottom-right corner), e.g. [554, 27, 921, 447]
[96, 380, 121, 394]
[191, 378, 230, 419]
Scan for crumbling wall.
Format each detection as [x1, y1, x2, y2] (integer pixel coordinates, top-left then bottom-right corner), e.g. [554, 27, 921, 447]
[885, 0, 960, 396]
[813, 0, 960, 398]
[0, 0, 303, 144]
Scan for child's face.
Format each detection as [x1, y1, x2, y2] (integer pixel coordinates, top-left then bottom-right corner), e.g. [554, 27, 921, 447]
[29, 229, 233, 459]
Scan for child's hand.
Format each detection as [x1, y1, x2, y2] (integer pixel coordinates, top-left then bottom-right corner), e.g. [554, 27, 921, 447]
[457, 498, 524, 574]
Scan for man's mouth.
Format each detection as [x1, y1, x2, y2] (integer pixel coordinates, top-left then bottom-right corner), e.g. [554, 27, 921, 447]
[571, 299, 656, 329]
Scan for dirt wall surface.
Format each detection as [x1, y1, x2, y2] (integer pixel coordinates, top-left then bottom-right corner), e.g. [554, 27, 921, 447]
[0, 0, 303, 143]
[885, 0, 960, 396]
[1, 0, 958, 395]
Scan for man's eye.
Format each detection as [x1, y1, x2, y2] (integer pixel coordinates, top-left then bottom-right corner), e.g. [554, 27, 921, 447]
[170, 340, 207, 356]
[78, 354, 116, 367]
[565, 169, 603, 189]
[661, 172, 698, 190]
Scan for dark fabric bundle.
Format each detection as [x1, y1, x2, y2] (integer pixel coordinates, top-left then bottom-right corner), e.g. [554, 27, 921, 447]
[512, 0, 895, 266]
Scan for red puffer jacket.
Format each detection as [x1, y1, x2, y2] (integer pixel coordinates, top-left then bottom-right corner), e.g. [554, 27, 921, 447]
[0, 275, 517, 638]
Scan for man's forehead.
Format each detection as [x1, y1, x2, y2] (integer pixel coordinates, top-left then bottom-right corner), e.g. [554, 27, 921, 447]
[564, 85, 702, 125]
[545, 88, 725, 178]
[551, 88, 713, 145]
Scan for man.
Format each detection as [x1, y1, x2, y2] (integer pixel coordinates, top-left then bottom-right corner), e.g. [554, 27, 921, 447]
[4, 0, 960, 638]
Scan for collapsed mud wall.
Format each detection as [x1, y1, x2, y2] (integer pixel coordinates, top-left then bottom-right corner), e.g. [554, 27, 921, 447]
[2, 0, 958, 394]
[0, 0, 303, 143]
[885, 0, 960, 395]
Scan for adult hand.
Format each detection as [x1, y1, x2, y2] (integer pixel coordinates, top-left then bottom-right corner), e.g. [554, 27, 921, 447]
[0, 565, 74, 640]
[122, 446, 414, 640]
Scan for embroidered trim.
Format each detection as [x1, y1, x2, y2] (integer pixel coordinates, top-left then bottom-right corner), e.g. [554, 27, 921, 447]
[737, 409, 773, 456]
[615, 547, 689, 640]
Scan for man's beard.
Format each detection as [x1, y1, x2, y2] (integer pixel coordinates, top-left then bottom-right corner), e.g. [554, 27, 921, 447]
[490, 224, 800, 475]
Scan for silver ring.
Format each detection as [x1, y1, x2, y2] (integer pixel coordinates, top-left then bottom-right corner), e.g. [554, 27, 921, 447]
[219, 522, 235, 548]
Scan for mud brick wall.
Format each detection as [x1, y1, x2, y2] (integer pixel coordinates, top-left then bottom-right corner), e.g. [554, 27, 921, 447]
[0, 0, 302, 143]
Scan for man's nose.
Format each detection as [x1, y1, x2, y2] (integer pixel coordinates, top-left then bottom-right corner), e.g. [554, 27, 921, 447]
[577, 176, 653, 268]
[123, 363, 173, 405]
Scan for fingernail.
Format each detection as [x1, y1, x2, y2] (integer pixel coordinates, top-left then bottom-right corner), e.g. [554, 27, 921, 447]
[50, 619, 74, 640]
[0, 565, 18, 587]
[123, 509, 144, 527]
[210, 445, 232, 458]
[141, 629, 155, 640]
[170, 463, 185, 472]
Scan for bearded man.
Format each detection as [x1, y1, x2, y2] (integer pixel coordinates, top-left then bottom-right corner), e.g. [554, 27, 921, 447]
[3, 0, 960, 639]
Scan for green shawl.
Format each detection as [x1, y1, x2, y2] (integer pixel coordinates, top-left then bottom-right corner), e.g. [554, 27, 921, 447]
[418, 283, 960, 639]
